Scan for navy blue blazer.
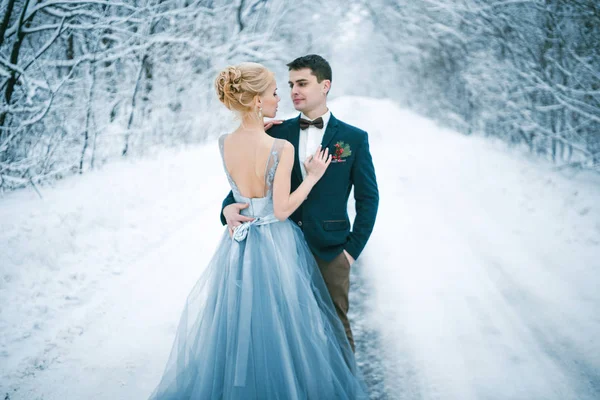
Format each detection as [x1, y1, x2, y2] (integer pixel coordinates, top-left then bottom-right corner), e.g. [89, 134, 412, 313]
[220, 113, 379, 262]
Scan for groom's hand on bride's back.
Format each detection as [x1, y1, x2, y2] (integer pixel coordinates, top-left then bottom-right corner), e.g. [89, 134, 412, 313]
[223, 203, 255, 237]
[264, 119, 283, 131]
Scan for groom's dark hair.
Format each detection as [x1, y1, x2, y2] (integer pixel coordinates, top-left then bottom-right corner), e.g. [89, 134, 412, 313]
[287, 54, 332, 83]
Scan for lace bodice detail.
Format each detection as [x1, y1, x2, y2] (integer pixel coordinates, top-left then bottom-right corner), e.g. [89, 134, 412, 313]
[219, 134, 285, 217]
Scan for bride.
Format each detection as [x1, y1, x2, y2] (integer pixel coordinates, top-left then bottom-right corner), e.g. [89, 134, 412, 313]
[148, 62, 367, 399]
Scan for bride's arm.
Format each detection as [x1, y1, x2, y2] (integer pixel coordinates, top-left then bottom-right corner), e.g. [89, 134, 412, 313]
[272, 142, 330, 221]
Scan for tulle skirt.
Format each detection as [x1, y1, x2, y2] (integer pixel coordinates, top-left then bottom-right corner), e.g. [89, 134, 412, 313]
[148, 219, 368, 399]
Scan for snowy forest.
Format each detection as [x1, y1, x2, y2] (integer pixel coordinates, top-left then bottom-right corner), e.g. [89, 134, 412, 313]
[1, 0, 599, 191]
[2, 1, 600, 399]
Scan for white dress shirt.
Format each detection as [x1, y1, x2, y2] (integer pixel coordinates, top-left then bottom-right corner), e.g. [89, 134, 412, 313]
[298, 110, 331, 179]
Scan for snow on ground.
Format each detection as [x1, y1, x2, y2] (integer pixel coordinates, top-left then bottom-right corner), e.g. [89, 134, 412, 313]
[1, 96, 599, 399]
[0, 145, 231, 399]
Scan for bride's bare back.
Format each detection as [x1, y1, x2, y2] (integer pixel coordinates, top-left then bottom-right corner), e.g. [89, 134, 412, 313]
[222, 131, 276, 199]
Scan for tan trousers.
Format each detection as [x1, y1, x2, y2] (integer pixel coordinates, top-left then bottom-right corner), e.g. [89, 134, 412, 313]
[313, 251, 355, 352]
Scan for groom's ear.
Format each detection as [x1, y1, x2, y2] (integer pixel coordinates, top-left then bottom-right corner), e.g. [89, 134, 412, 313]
[322, 80, 331, 96]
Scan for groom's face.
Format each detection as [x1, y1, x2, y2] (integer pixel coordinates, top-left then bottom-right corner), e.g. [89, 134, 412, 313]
[288, 68, 329, 114]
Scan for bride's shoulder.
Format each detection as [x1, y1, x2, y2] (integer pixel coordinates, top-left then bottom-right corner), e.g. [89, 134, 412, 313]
[217, 133, 230, 149]
[275, 138, 293, 152]
[218, 132, 234, 144]
[272, 139, 294, 163]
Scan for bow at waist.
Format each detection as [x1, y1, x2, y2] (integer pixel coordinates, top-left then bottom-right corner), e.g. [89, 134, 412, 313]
[232, 214, 279, 242]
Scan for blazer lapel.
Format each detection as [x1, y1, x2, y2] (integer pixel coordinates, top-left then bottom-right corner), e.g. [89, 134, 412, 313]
[321, 113, 340, 149]
[288, 115, 303, 182]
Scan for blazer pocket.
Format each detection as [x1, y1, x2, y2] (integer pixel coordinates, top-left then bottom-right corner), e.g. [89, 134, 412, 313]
[330, 159, 348, 164]
[322, 220, 349, 231]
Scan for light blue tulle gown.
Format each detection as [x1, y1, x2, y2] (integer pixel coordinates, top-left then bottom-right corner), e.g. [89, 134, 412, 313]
[148, 135, 368, 400]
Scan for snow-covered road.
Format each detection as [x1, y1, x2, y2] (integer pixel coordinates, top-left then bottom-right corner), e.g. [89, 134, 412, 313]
[1, 97, 599, 399]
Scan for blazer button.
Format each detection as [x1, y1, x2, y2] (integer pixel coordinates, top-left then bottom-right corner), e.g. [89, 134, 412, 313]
[298, 221, 303, 227]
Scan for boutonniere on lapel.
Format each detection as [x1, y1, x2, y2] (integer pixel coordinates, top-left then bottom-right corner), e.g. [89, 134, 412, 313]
[332, 141, 351, 163]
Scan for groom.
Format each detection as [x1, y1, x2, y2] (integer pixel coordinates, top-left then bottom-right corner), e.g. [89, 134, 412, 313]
[220, 54, 379, 351]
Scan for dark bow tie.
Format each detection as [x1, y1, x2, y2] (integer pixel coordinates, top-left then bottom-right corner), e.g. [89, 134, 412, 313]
[299, 117, 324, 130]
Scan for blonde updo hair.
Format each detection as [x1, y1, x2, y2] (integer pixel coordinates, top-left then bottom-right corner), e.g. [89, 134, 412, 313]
[215, 62, 275, 115]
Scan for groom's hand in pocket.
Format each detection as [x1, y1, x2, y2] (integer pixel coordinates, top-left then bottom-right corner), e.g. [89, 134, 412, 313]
[224, 203, 255, 237]
[343, 250, 355, 266]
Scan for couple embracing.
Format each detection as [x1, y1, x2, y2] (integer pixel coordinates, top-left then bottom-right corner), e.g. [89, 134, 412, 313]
[149, 55, 379, 399]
